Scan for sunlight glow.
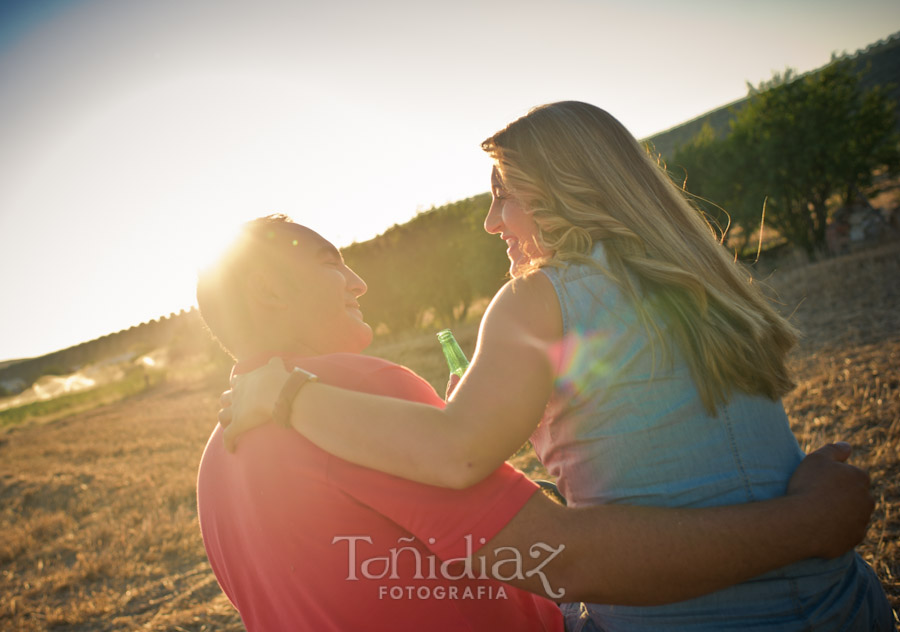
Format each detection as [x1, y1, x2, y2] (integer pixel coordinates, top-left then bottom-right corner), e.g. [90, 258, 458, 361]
[1, 0, 897, 360]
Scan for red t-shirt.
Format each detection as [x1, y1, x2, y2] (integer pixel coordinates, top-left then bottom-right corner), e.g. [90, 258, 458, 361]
[197, 353, 565, 632]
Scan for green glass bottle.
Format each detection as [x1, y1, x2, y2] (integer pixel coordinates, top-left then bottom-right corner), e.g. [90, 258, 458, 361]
[436, 329, 469, 379]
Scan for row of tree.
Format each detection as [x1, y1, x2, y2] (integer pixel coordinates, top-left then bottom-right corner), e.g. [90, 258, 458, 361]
[668, 60, 899, 259]
[0, 309, 221, 393]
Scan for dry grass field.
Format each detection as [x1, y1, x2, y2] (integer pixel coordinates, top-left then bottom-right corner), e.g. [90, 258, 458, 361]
[0, 243, 897, 630]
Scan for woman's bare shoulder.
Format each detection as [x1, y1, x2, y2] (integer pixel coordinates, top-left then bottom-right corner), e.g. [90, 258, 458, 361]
[482, 270, 562, 342]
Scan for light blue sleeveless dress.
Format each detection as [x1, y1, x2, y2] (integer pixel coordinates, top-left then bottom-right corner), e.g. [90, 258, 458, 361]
[535, 243, 894, 631]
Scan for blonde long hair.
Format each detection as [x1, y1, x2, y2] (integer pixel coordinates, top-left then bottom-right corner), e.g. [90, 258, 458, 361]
[482, 101, 798, 413]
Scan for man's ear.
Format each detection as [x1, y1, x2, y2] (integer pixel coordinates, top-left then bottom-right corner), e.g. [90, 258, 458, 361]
[244, 269, 289, 311]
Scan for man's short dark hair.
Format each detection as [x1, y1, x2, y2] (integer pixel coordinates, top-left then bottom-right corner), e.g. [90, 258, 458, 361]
[196, 214, 297, 358]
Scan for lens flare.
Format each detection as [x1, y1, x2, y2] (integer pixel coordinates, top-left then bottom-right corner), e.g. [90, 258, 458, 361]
[549, 328, 615, 398]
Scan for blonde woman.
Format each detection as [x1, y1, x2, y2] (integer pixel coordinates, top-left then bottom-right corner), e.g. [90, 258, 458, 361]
[224, 102, 894, 630]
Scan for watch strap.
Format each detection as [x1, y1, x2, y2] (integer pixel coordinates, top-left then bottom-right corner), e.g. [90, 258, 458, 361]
[272, 367, 318, 428]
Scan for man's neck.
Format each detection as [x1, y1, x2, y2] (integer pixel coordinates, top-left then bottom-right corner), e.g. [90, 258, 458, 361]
[236, 341, 320, 365]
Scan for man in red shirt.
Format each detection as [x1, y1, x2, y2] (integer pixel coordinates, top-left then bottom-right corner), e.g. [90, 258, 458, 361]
[195, 215, 873, 631]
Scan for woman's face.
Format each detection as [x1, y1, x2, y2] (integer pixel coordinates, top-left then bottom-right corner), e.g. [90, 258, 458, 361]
[484, 166, 549, 276]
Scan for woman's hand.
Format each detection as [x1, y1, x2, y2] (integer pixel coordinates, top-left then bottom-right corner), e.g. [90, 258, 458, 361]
[220, 357, 293, 452]
[444, 373, 461, 401]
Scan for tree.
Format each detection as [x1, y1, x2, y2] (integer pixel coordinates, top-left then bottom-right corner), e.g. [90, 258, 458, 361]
[728, 61, 899, 259]
[341, 193, 508, 335]
[669, 123, 760, 256]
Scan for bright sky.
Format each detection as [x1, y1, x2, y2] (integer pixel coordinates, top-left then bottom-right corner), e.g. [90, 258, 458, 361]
[1, 0, 898, 362]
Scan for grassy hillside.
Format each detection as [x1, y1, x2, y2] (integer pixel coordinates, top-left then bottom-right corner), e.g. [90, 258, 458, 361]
[645, 31, 900, 158]
[0, 242, 897, 629]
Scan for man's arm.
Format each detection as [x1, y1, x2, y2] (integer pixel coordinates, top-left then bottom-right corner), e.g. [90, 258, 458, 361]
[480, 443, 873, 605]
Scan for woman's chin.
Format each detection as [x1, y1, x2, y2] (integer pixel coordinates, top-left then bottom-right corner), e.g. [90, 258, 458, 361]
[507, 253, 532, 277]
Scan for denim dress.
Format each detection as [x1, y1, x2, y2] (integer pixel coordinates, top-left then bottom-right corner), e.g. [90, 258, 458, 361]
[534, 244, 894, 631]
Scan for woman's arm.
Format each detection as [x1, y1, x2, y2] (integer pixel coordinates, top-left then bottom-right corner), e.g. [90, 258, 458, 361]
[224, 272, 563, 488]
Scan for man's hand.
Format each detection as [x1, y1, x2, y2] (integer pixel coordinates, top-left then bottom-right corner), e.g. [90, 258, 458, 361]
[786, 442, 874, 559]
[221, 358, 293, 453]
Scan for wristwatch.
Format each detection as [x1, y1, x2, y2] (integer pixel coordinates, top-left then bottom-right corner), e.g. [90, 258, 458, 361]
[272, 366, 318, 428]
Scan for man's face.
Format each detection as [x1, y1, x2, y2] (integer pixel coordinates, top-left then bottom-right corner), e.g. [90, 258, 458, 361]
[267, 224, 373, 355]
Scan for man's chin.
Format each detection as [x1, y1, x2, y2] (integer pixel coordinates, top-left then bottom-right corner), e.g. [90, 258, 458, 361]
[347, 322, 374, 353]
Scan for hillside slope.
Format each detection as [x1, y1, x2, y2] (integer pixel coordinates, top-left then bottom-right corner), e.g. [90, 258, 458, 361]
[645, 31, 900, 158]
